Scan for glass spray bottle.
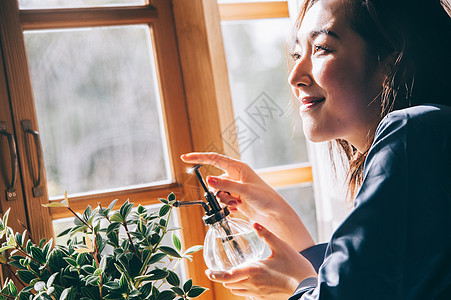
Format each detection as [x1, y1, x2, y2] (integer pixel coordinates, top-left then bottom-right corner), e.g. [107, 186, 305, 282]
[174, 164, 265, 271]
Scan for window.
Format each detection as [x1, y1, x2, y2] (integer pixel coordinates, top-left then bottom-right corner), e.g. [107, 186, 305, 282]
[0, 0, 223, 297]
[0, 1, 316, 299]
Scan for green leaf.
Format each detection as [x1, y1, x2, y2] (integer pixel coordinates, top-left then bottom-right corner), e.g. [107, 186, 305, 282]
[137, 269, 168, 281]
[139, 282, 152, 298]
[159, 205, 171, 217]
[166, 270, 180, 287]
[106, 222, 121, 235]
[63, 257, 77, 267]
[2, 208, 11, 228]
[15, 232, 23, 246]
[108, 199, 119, 212]
[157, 290, 176, 300]
[30, 246, 46, 264]
[183, 245, 203, 255]
[148, 253, 167, 265]
[158, 198, 169, 204]
[120, 201, 133, 220]
[103, 281, 120, 290]
[119, 273, 130, 293]
[46, 273, 58, 288]
[159, 246, 181, 258]
[110, 212, 124, 223]
[187, 286, 208, 298]
[183, 279, 192, 293]
[0, 245, 15, 252]
[172, 233, 181, 252]
[8, 280, 18, 297]
[99, 256, 107, 271]
[167, 193, 176, 202]
[82, 205, 92, 222]
[137, 204, 145, 214]
[94, 268, 103, 276]
[42, 238, 53, 258]
[170, 287, 184, 296]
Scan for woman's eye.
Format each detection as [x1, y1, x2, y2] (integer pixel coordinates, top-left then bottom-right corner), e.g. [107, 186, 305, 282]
[291, 52, 301, 61]
[314, 45, 331, 54]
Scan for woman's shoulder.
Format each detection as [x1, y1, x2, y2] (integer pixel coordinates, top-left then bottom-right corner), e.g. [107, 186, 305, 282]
[376, 104, 451, 138]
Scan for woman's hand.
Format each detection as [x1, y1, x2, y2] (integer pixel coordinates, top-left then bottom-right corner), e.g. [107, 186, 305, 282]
[206, 223, 317, 299]
[181, 152, 314, 252]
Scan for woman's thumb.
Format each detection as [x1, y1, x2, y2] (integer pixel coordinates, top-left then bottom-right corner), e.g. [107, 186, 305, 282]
[253, 223, 281, 251]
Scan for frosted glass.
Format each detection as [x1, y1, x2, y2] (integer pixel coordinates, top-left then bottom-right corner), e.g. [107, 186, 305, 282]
[221, 18, 309, 169]
[24, 26, 170, 198]
[278, 184, 318, 242]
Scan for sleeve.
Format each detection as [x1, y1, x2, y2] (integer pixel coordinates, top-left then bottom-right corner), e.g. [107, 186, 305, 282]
[300, 243, 328, 273]
[291, 114, 411, 300]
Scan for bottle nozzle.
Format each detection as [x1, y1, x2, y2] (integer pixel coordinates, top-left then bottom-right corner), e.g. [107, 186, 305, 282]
[189, 164, 222, 214]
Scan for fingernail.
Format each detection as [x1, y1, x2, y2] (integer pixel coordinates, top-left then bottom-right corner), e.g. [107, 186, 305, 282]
[253, 223, 263, 231]
[208, 177, 217, 184]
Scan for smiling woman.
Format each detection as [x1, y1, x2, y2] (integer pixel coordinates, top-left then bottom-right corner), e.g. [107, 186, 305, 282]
[181, 0, 451, 299]
[289, 0, 385, 151]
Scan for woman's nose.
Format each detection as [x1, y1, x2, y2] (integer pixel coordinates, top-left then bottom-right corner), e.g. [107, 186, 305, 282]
[288, 59, 312, 88]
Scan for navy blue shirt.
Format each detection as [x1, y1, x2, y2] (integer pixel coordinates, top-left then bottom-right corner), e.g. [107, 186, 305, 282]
[290, 104, 451, 299]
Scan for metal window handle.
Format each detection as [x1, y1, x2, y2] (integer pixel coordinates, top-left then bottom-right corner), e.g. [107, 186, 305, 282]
[21, 120, 44, 198]
[0, 122, 18, 201]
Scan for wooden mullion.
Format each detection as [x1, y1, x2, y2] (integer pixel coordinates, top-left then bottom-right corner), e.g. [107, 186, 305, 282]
[171, 0, 242, 299]
[20, 5, 157, 30]
[150, 1, 216, 299]
[0, 27, 28, 288]
[258, 165, 313, 188]
[219, 1, 289, 21]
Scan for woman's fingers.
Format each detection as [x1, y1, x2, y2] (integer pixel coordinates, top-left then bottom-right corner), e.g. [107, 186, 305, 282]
[215, 191, 242, 208]
[181, 152, 247, 178]
[207, 176, 248, 196]
[205, 268, 251, 283]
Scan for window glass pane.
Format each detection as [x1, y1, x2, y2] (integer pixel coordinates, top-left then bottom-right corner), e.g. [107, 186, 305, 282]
[19, 0, 145, 9]
[277, 184, 318, 242]
[24, 26, 171, 198]
[221, 18, 308, 169]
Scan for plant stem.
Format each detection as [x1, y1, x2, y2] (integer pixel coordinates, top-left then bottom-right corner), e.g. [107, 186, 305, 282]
[0, 292, 15, 299]
[5, 264, 26, 287]
[66, 206, 93, 231]
[122, 221, 139, 257]
[16, 246, 51, 273]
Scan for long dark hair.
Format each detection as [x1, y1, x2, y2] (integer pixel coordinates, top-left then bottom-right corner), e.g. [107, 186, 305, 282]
[292, 0, 451, 199]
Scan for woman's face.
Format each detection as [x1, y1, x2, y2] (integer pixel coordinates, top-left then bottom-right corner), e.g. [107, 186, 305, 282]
[288, 0, 385, 151]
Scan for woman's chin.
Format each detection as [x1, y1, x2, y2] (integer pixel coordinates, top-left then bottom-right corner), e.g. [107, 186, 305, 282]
[303, 128, 330, 143]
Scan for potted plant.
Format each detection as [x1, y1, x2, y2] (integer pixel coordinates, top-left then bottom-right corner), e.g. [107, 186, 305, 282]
[0, 192, 207, 300]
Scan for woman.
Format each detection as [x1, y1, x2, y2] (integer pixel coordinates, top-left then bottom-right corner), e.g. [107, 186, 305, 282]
[182, 0, 451, 298]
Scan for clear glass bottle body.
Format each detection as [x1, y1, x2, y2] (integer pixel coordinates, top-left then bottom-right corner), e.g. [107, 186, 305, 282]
[203, 217, 265, 271]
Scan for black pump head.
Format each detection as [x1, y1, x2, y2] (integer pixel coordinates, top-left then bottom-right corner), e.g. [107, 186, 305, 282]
[175, 164, 229, 225]
[189, 164, 222, 214]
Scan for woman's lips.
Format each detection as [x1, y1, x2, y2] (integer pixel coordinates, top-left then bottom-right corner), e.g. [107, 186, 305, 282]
[300, 96, 325, 112]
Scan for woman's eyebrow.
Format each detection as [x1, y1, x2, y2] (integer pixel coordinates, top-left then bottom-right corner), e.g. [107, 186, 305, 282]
[310, 28, 340, 40]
